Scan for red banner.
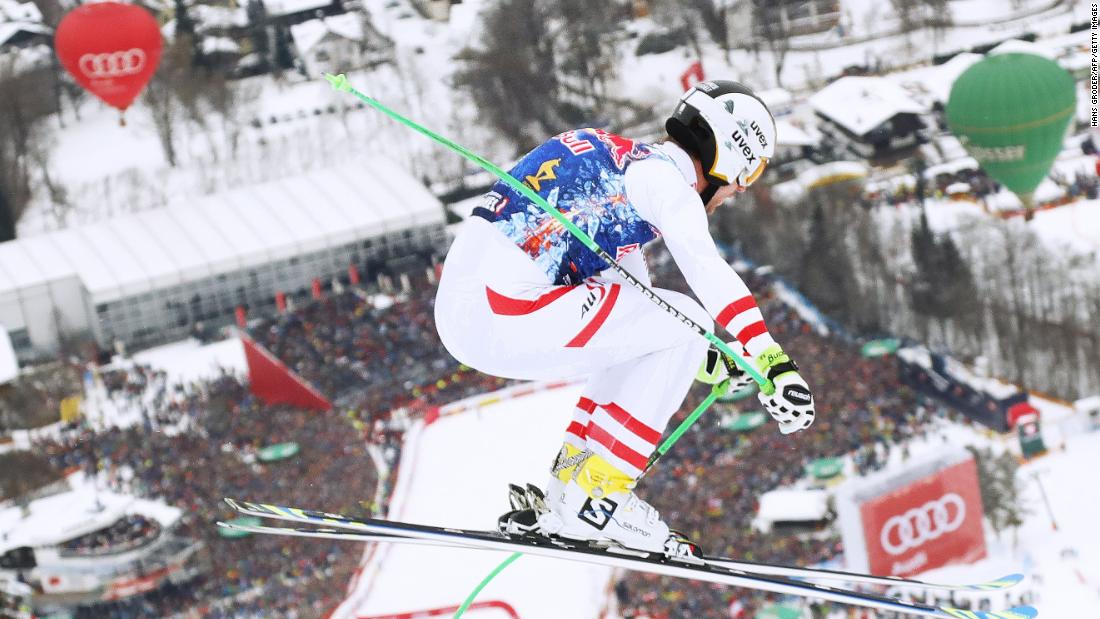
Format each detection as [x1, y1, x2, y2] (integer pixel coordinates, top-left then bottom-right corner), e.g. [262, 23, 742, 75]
[241, 334, 332, 411]
[859, 459, 986, 576]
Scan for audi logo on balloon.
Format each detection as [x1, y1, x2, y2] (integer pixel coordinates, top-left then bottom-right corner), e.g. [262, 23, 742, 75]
[78, 49, 146, 79]
[55, 2, 162, 114]
[879, 493, 966, 556]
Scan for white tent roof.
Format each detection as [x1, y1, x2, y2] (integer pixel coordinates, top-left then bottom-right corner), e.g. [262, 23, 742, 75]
[0, 157, 443, 304]
[810, 76, 927, 136]
[0, 475, 182, 552]
[756, 489, 831, 523]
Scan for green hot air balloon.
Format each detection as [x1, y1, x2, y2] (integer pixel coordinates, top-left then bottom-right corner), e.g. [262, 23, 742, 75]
[946, 52, 1077, 218]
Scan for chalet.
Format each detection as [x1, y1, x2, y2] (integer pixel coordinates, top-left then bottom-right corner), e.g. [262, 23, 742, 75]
[727, 0, 841, 44]
[409, 0, 460, 21]
[809, 76, 929, 160]
[0, 0, 49, 51]
[289, 13, 393, 76]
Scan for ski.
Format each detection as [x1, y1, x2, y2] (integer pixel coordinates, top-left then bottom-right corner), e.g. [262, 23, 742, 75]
[223, 498, 1036, 619]
[216, 519, 1022, 593]
[216, 521, 473, 548]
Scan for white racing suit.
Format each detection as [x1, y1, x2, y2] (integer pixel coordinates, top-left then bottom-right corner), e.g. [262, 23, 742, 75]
[434, 130, 776, 479]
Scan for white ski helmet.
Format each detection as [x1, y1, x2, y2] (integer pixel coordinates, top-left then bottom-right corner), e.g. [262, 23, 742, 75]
[666, 80, 776, 199]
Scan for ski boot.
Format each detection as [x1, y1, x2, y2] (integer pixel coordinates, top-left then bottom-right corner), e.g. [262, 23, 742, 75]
[524, 444, 703, 562]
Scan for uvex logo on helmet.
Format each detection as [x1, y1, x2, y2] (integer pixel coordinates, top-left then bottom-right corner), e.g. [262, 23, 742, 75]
[729, 128, 758, 165]
[79, 49, 147, 79]
[750, 120, 770, 149]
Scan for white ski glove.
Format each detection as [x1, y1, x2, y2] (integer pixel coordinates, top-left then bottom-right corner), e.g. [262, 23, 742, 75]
[756, 344, 815, 434]
[696, 341, 755, 395]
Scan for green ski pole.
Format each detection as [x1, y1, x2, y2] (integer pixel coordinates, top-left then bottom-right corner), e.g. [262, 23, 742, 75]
[323, 73, 771, 394]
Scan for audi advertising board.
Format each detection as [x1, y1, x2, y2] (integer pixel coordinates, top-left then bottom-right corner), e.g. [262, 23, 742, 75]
[836, 447, 987, 577]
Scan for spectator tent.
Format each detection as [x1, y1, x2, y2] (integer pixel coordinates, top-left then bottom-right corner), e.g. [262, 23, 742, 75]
[0, 157, 446, 358]
[751, 489, 833, 536]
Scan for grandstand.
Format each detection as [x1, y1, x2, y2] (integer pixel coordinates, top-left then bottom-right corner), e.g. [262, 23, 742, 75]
[0, 473, 207, 611]
[0, 157, 446, 361]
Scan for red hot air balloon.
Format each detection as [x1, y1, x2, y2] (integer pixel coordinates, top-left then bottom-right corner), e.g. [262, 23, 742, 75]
[55, 2, 163, 122]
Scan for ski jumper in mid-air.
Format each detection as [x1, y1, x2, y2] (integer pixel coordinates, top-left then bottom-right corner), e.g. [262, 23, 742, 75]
[434, 80, 816, 557]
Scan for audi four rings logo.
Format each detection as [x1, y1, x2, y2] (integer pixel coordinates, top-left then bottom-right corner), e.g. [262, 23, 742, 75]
[78, 49, 146, 79]
[879, 493, 966, 556]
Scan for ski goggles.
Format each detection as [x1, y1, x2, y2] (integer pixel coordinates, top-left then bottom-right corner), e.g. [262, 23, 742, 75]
[737, 156, 770, 187]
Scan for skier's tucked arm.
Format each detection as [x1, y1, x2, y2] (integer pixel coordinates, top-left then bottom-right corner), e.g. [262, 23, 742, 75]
[628, 160, 775, 357]
[628, 158, 815, 433]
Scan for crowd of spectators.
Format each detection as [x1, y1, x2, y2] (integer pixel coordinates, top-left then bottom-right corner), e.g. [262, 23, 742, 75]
[0, 362, 84, 433]
[8, 245, 1014, 618]
[60, 514, 162, 557]
[17, 275, 507, 618]
[36, 368, 376, 618]
[863, 158, 1100, 213]
[249, 285, 510, 414]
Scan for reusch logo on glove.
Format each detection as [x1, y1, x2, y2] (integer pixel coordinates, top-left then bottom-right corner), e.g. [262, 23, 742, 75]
[784, 385, 812, 406]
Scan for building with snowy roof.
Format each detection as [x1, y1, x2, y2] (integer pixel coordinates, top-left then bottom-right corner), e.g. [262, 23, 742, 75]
[810, 76, 930, 160]
[290, 12, 393, 76]
[0, 0, 48, 53]
[0, 473, 205, 609]
[0, 157, 447, 359]
[264, 0, 343, 26]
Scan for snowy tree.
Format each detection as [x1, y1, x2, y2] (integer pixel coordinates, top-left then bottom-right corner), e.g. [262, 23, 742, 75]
[0, 61, 54, 241]
[273, 26, 296, 73]
[246, 0, 272, 73]
[751, 0, 794, 87]
[798, 203, 857, 319]
[967, 446, 1026, 541]
[453, 0, 623, 150]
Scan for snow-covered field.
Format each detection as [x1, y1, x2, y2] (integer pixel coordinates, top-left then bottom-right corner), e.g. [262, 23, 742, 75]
[131, 336, 246, 385]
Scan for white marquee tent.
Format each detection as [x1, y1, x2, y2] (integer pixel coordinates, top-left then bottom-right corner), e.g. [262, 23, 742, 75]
[0, 157, 445, 356]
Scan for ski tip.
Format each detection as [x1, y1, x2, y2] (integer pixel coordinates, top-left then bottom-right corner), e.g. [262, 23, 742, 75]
[994, 606, 1038, 619]
[944, 605, 1037, 619]
[968, 573, 1025, 590]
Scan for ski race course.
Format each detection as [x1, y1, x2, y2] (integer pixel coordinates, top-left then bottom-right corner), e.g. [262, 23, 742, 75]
[330, 382, 615, 619]
[309, 383, 1098, 619]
